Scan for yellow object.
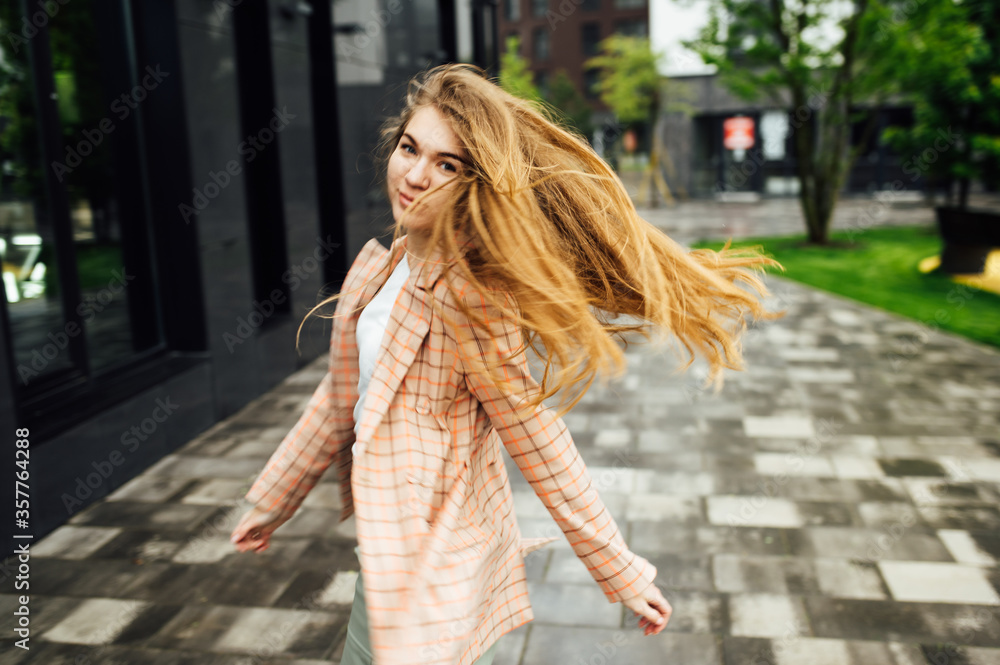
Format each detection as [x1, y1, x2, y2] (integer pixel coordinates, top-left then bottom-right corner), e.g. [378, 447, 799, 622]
[919, 250, 1000, 295]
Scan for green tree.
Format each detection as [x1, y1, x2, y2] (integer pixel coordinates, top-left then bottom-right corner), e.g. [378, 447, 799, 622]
[498, 35, 541, 103]
[585, 36, 694, 205]
[682, 0, 904, 243]
[585, 35, 662, 129]
[545, 70, 594, 143]
[881, 0, 1000, 208]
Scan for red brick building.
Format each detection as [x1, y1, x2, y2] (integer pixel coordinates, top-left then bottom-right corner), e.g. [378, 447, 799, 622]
[497, 0, 649, 117]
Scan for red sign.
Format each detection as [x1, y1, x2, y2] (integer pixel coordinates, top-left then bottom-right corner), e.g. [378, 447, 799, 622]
[723, 116, 755, 150]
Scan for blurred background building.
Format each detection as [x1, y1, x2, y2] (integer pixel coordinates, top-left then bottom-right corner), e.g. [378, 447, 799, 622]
[498, 0, 649, 127]
[500, 0, 916, 200]
[0, 0, 498, 548]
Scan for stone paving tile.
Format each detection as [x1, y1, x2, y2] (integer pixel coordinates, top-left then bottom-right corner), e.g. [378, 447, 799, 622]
[177, 479, 252, 506]
[524, 582, 623, 628]
[727, 593, 811, 638]
[104, 475, 197, 503]
[707, 496, 805, 528]
[491, 623, 528, 665]
[30, 525, 123, 559]
[521, 625, 723, 665]
[145, 603, 343, 658]
[878, 561, 1000, 604]
[628, 523, 792, 557]
[920, 645, 1000, 665]
[659, 589, 727, 634]
[127, 560, 297, 606]
[787, 526, 954, 562]
[712, 554, 888, 600]
[0, 594, 89, 648]
[916, 504, 1000, 532]
[23, 556, 163, 599]
[939, 529, 999, 566]
[638, 552, 716, 593]
[722, 636, 929, 665]
[40, 597, 152, 645]
[804, 597, 1000, 647]
[67, 500, 222, 532]
[144, 455, 266, 479]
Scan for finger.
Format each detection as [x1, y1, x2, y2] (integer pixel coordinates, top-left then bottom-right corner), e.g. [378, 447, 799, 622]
[643, 607, 665, 626]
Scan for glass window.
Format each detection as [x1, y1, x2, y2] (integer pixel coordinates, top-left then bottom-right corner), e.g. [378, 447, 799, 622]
[533, 27, 550, 61]
[615, 19, 648, 38]
[532, 0, 548, 17]
[505, 0, 521, 21]
[536, 71, 550, 98]
[1, 0, 163, 390]
[582, 23, 602, 57]
[583, 68, 601, 100]
[0, 18, 74, 381]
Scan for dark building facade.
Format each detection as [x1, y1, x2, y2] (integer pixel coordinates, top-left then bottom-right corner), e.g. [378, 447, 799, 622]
[498, 0, 648, 116]
[662, 74, 918, 199]
[0, 0, 490, 554]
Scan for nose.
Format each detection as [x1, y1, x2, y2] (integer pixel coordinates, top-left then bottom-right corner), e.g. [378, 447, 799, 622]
[404, 157, 431, 189]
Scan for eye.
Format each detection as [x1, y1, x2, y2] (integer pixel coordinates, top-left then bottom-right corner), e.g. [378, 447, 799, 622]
[401, 143, 416, 155]
[440, 162, 457, 173]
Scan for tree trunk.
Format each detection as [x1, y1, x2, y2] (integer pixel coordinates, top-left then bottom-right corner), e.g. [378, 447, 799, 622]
[792, 89, 833, 244]
[958, 177, 970, 210]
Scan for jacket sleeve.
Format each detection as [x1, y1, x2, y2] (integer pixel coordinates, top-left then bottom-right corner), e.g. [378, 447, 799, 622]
[243, 263, 364, 523]
[456, 287, 658, 603]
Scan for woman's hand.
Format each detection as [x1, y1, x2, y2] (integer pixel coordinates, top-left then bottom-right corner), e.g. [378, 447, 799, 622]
[621, 581, 672, 636]
[230, 506, 286, 553]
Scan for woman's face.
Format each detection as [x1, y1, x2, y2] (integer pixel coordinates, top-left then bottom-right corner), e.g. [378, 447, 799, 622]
[387, 105, 468, 234]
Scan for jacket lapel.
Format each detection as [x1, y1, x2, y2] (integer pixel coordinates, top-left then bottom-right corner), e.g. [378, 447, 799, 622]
[354, 235, 453, 445]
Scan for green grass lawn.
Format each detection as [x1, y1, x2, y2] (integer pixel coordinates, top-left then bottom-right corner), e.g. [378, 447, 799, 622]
[691, 225, 1000, 349]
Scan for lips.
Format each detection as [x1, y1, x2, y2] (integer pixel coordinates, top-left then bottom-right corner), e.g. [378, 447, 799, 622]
[399, 191, 414, 208]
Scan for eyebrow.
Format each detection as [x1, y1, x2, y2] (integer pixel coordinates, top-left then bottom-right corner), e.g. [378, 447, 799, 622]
[402, 133, 468, 166]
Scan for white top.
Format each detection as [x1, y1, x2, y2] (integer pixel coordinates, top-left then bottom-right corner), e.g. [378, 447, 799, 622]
[352, 256, 411, 453]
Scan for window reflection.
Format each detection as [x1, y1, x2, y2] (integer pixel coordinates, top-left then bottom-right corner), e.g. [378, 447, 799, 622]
[0, 2, 74, 382]
[48, 0, 133, 373]
[1, 0, 157, 389]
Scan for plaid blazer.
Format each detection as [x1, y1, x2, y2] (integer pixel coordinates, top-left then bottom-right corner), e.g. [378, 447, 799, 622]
[245, 236, 657, 665]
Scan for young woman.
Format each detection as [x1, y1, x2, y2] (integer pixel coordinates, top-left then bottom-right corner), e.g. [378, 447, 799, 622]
[231, 63, 780, 665]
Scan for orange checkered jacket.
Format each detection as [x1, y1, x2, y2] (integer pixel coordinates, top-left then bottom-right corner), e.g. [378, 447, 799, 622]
[245, 235, 657, 665]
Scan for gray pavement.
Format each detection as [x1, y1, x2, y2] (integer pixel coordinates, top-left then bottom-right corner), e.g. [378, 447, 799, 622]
[3, 196, 1000, 664]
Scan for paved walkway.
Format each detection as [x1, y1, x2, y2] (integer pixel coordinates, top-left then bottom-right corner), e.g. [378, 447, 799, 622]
[3, 197, 1000, 664]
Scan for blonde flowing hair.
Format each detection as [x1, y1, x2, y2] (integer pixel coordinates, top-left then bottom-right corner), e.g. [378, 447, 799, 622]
[302, 63, 784, 414]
